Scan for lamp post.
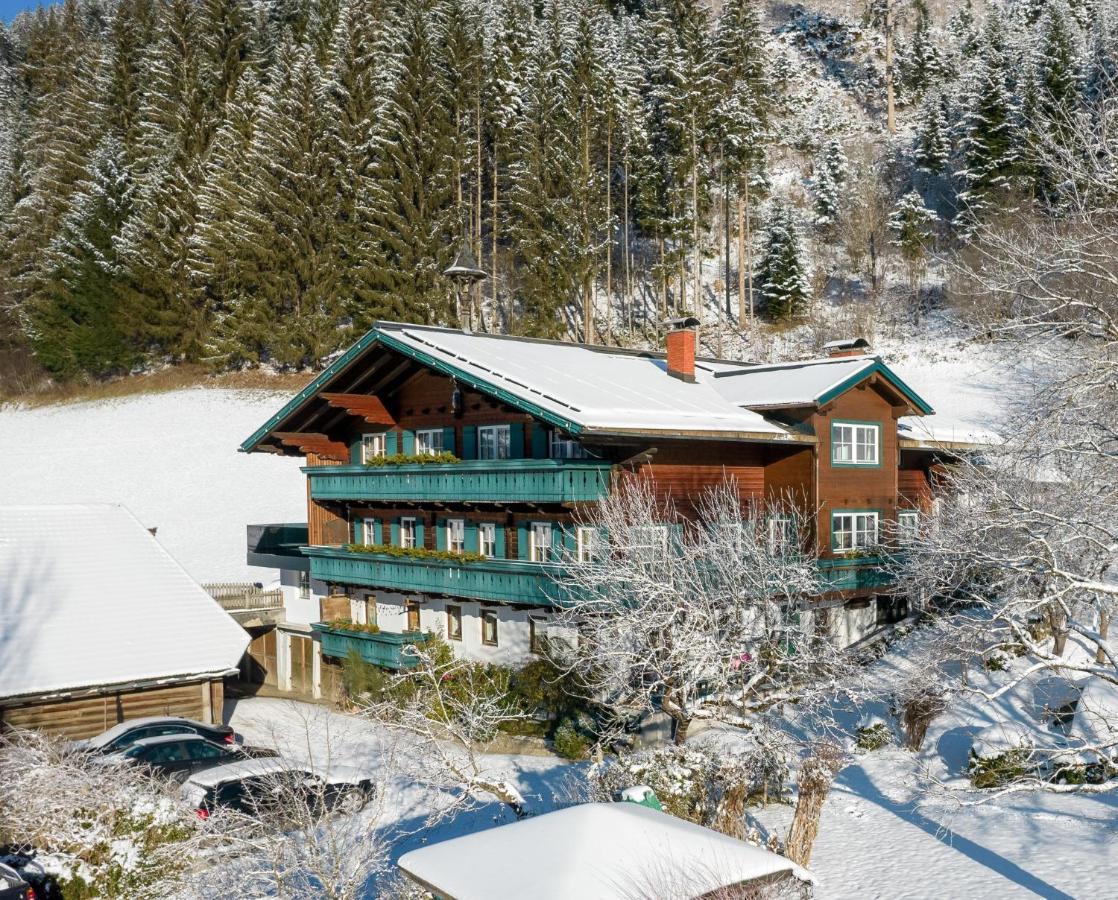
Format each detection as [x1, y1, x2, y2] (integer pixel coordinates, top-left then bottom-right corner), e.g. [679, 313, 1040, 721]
[443, 238, 487, 330]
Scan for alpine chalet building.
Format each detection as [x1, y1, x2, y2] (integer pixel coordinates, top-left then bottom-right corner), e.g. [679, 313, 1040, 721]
[240, 321, 981, 699]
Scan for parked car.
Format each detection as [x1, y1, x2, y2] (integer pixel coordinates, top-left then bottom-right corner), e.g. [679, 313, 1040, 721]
[98, 733, 278, 783]
[181, 758, 375, 823]
[0, 851, 61, 900]
[0, 863, 33, 900]
[75, 717, 236, 755]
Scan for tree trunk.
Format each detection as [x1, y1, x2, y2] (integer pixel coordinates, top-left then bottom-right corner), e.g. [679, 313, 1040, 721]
[786, 744, 844, 868]
[1048, 604, 1069, 656]
[737, 192, 746, 328]
[690, 114, 700, 319]
[1098, 608, 1111, 665]
[583, 115, 593, 345]
[623, 153, 631, 335]
[605, 114, 612, 345]
[744, 181, 755, 322]
[491, 142, 498, 333]
[673, 714, 691, 745]
[885, 0, 896, 134]
[474, 89, 483, 329]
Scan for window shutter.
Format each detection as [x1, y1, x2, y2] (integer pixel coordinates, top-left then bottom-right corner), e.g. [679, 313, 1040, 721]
[517, 522, 529, 560]
[401, 430, 416, 455]
[531, 423, 548, 458]
[561, 526, 576, 552]
[352, 520, 361, 544]
[436, 517, 446, 551]
[464, 521, 479, 553]
[462, 426, 477, 459]
[495, 525, 507, 558]
[350, 439, 363, 465]
[508, 422, 524, 458]
[386, 431, 398, 455]
[415, 519, 425, 548]
[442, 427, 456, 456]
[390, 519, 400, 546]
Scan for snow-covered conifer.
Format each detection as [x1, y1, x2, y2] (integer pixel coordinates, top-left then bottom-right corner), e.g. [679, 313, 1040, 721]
[756, 200, 810, 320]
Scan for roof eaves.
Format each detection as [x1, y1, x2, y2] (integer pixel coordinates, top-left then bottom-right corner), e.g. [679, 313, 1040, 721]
[579, 426, 817, 444]
[816, 358, 935, 415]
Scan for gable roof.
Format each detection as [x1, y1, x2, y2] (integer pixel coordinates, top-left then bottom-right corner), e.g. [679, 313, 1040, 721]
[0, 504, 248, 702]
[241, 323, 935, 453]
[397, 802, 812, 900]
[712, 354, 934, 414]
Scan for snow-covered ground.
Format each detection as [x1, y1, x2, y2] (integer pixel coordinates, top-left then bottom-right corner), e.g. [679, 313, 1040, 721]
[0, 388, 304, 582]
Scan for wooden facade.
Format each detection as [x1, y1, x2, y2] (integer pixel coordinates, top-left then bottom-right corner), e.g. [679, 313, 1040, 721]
[0, 679, 225, 740]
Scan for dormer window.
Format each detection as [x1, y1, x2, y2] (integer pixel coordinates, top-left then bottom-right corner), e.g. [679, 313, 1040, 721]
[832, 422, 880, 466]
[549, 430, 586, 459]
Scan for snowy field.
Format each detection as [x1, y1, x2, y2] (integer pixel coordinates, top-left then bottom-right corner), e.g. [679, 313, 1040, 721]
[0, 388, 304, 582]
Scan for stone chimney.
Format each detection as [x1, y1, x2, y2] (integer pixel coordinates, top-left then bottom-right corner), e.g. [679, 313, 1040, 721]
[822, 337, 871, 358]
[663, 316, 700, 382]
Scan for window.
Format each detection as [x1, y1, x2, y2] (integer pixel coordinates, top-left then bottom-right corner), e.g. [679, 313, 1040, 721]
[632, 525, 669, 560]
[446, 605, 462, 641]
[832, 511, 879, 553]
[897, 510, 920, 545]
[479, 522, 497, 558]
[832, 422, 880, 466]
[767, 517, 797, 555]
[298, 570, 311, 600]
[446, 518, 465, 553]
[361, 517, 377, 545]
[399, 518, 416, 549]
[186, 741, 226, 761]
[478, 425, 511, 460]
[876, 594, 909, 626]
[530, 522, 553, 562]
[529, 616, 546, 654]
[549, 430, 585, 459]
[481, 609, 499, 646]
[416, 429, 444, 456]
[362, 433, 387, 462]
[406, 600, 421, 632]
[576, 526, 597, 563]
[719, 522, 745, 553]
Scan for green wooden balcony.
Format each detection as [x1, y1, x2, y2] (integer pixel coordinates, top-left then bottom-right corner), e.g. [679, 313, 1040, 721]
[817, 556, 894, 592]
[312, 623, 430, 670]
[304, 546, 563, 606]
[304, 459, 612, 504]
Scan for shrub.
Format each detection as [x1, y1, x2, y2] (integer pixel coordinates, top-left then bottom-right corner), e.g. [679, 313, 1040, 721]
[969, 748, 1035, 789]
[855, 722, 892, 752]
[364, 452, 460, 467]
[983, 653, 1007, 671]
[328, 618, 381, 634]
[343, 543, 485, 563]
[553, 719, 591, 760]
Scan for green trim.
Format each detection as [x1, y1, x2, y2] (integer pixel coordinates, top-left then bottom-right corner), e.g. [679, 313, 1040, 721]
[830, 420, 883, 469]
[817, 359, 934, 415]
[830, 508, 882, 554]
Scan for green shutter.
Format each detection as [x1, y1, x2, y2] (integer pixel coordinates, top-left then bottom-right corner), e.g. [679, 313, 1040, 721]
[401, 430, 416, 455]
[495, 525, 507, 558]
[462, 426, 477, 459]
[464, 521, 479, 553]
[390, 519, 400, 546]
[561, 526, 576, 552]
[436, 517, 446, 551]
[352, 520, 361, 543]
[442, 427, 456, 456]
[386, 431, 398, 455]
[531, 422, 549, 458]
[517, 522, 529, 560]
[350, 439, 363, 465]
[415, 519, 425, 548]
[508, 422, 524, 458]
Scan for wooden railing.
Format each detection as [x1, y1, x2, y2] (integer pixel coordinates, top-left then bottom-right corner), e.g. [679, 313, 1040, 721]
[203, 582, 285, 611]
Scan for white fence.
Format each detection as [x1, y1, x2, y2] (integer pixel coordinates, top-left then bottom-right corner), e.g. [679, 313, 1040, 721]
[203, 582, 284, 611]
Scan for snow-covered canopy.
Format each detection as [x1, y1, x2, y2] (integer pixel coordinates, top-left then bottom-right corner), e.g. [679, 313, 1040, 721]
[397, 802, 812, 900]
[0, 504, 248, 701]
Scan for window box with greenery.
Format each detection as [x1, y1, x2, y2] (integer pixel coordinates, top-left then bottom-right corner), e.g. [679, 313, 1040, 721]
[343, 543, 487, 563]
[363, 451, 460, 467]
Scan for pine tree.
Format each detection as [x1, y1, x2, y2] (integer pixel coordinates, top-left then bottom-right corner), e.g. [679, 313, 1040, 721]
[813, 138, 847, 228]
[755, 201, 810, 321]
[888, 188, 937, 321]
[900, 0, 941, 100]
[914, 89, 951, 173]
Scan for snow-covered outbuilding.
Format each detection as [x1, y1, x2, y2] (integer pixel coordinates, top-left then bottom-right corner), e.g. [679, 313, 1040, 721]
[397, 802, 813, 899]
[0, 504, 249, 738]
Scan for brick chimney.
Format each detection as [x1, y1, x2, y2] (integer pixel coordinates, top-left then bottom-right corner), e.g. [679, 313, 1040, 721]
[663, 316, 700, 382]
[822, 337, 871, 358]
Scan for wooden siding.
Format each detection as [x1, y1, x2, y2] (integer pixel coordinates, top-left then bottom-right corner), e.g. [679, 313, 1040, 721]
[898, 469, 933, 509]
[636, 442, 764, 511]
[308, 495, 349, 546]
[0, 680, 223, 740]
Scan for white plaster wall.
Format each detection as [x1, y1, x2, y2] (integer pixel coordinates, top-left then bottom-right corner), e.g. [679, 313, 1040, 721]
[277, 568, 326, 626]
[835, 602, 879, 648]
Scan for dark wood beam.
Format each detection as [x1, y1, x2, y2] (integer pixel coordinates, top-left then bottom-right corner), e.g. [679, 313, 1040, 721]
[273, 432, 349, 462]
[321, 393, 396, 426]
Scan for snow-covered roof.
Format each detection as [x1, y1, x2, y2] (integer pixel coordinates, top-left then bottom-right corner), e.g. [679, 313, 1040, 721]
[898, 416, 1001, 449]
[376, 323, 791, 438]
[397, 802, 811, 900]
[0, 504, 248, 701]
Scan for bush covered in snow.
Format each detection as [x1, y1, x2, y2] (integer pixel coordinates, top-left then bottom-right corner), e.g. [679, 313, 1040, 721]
[968, 724, 1038, 789]
[855, 722, 892, 752]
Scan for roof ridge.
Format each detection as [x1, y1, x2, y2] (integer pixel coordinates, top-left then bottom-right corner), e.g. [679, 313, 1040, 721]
[714, 354, 876, 378]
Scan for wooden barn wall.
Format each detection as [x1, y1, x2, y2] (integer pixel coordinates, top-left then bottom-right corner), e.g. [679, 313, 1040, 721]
[1, 679, 223, 740]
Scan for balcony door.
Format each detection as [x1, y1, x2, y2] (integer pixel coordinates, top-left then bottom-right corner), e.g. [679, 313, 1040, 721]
[406, 600, 421, 632]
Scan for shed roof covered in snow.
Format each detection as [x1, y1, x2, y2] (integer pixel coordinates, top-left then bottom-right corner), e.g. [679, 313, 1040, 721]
[0, 504, 248, 702]
[397, 802, 812, 900]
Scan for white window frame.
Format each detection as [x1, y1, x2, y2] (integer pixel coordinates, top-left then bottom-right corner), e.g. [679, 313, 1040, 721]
[297, 569, 311, 600]
[415, 428, 444, 456]
[832, 511, 879, 553]
[632, 525, 669, 560]
[530, 522, 553, 563]
[832, 422, 880, 466]
[529, 615, 547, 654]
[399, 517, 417, 549]
[481, 609, 499, 646]
[897, 510, 920, 545]
[361, 517, 378, 545]
[446, 518, 465, 554]
[576, 526, 597, 563]
[478, 424, 511, 460]
[361, 433, 387, 462]
[549, 430, 585, 459]
[446, 604, 462, 641]
[478, 522, 497, 558]
[767, 516, 796, 555]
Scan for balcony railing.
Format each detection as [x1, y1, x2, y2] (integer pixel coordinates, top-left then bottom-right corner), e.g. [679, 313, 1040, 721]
[247, 523, 310, 571]
[312, 623, 430, 670]
[816, 556, 894, 592]
[305, 459, 612, 504]
[204, 582, 285, 611]
[304, 546, 563, 606]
